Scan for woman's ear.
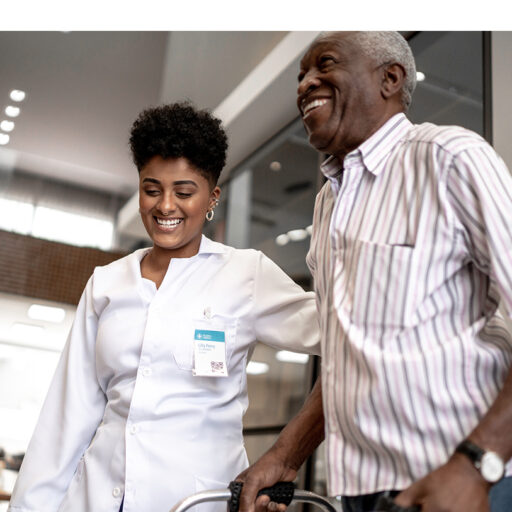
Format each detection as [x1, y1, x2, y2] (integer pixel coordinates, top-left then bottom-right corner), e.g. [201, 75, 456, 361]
[209, 186, 221, 209]
[381, 63, 406, 101]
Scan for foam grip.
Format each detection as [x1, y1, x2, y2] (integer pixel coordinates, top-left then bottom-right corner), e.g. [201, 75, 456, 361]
[228, 481, 295, 512]
[256, 482, 295, 505]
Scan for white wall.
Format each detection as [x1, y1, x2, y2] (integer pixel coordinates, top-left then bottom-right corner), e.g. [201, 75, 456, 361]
[491, 32, 512, 329]
[492, 32, 512, 170]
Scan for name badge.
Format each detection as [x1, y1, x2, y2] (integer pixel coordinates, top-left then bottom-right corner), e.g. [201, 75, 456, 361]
[193, 328, 228, 377]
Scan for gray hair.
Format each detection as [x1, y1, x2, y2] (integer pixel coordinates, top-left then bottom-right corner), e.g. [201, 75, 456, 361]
[318, 31, 417, 110]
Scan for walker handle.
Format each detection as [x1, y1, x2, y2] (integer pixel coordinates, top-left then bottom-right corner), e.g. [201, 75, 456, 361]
[229, 481, 295, 512]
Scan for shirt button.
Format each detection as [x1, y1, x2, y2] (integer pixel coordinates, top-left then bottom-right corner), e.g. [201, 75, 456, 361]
[130, 425, 138, 435]
[112, 487, 121, 497]
[142, 367, 152, 377]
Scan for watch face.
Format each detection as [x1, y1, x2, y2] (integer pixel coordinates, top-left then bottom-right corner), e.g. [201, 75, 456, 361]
[481, 452, 505, 482]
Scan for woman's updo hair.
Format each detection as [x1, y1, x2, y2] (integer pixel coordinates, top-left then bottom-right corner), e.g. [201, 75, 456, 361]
[129, 102, 228, 186]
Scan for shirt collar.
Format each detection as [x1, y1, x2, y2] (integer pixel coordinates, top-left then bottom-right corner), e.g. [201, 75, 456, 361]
[198, 234, 227, 255]
[133, 234, 226, 263]
[320, 113, 413, 179]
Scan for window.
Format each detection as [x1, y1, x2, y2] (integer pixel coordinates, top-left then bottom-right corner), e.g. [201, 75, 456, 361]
[0, 170, 125, 251]
[31, 206, 114, 250]
[0, 199, 34, 235]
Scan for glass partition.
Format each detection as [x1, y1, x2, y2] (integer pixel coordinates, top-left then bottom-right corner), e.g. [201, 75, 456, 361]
[408, 31, 484, 134]
[224, 118, 322, 494]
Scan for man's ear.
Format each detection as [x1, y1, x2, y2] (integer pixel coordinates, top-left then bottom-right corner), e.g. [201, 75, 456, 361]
[381, 63, 406, 100]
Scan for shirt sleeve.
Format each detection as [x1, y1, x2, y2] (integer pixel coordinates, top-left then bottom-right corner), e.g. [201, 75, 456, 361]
[446, 143, 512, 315]
[8, 274, 107, 512]
[251, 251, 321, 356]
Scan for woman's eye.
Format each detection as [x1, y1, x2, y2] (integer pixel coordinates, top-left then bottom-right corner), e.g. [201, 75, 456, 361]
[144, 189, 159, 196]
[176, 192, 192, 198]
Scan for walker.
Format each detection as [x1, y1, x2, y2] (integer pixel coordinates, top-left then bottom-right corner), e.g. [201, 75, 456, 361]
[168, 481, 420, 512]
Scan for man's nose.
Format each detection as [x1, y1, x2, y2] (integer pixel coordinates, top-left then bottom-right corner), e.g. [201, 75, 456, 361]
[297, 70, 320, 97]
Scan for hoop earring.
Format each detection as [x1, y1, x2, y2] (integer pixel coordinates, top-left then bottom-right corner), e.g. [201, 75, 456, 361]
[206, 209, 214, 221]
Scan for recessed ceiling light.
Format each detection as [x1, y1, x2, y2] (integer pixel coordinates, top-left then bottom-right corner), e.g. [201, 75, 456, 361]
[0, 120, 15, 132]
[10, 322, 45, 341]
[269, 161, 282, 172]
[287, 228, 308, 241]
[275, 234, 289, 246]
[0, 134, 10, 145]
[10, 90, 26, 102]
[28, 304, 66, 323]
[5, 106, 20, 118]
[416, 71, 426, 82]
[276, 350, 309, 364]
[246, 361, 270, 375]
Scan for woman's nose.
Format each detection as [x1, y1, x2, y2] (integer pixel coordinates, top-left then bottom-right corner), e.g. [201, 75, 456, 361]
[157, 194, 175, 215]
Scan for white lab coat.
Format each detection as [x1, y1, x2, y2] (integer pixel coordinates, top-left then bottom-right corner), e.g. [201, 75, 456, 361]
[9, 236, 320, 512]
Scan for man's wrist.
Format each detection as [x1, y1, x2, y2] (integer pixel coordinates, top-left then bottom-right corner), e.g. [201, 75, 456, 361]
[449, 452, 493, 492]
[454, 439, 505, 484]
[271, 437, 304, 472]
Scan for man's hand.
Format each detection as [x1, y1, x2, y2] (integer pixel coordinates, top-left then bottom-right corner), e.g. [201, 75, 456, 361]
[394, 453, 491, 511]
[236, 378, 324, 512]
[235, 448, 297, 512]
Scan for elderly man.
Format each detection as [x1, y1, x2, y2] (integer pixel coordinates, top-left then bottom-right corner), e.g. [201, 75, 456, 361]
[237, 32, 512, 512]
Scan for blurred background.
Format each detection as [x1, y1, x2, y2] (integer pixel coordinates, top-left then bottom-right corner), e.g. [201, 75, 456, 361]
[1, 30, 511, 508]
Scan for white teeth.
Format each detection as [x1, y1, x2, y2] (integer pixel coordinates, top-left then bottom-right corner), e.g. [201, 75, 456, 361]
[156, 218, 182, 227]
[302, 98, 328, 118]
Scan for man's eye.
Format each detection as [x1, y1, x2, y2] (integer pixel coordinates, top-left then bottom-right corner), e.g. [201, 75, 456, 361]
[298, 71, 305, 83]
[320, 56, 335, 66]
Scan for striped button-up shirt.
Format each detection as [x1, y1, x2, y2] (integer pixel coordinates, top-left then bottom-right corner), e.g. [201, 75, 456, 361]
[306, 113, 512, 496]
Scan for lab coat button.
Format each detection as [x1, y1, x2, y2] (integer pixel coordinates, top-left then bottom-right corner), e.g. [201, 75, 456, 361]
[112, 487, 121, 497]
[130, 425, 138, 434]
[142, 367, 152, 377]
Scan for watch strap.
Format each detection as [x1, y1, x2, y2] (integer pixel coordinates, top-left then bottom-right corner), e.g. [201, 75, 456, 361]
[455, 439, 484, 466]
[455, 439, 505, 483]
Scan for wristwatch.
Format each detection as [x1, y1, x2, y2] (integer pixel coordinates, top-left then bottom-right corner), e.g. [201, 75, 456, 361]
[455, 440, 505, 483]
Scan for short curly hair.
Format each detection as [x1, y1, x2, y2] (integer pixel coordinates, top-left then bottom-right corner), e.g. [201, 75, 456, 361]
[129, 102, 228, 186]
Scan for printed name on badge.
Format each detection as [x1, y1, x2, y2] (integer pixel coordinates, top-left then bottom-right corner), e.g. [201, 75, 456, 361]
[193, 328, 228, 377]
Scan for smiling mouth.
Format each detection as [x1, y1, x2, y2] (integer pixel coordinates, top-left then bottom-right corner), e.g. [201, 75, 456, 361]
[154, 217, 183, 229]
[302, 98, 328, 119]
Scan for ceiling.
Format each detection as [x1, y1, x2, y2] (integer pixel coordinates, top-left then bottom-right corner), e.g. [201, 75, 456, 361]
[0, 32, 167, 196]
[0, 31, 507, 206]
[0, 31, 288, 198]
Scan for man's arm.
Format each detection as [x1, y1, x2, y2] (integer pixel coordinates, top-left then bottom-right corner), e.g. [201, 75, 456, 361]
[396, 143, 512, 512]
[395, 365, 512, 511]
[237, 377, 325, 512]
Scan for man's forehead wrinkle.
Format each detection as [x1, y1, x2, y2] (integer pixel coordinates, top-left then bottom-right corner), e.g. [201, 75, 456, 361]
[300, 38, 355, 72]
[307, 34, 358, 59]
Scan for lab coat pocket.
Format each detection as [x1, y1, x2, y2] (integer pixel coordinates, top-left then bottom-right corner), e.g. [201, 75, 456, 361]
[170, 315, 238, 372]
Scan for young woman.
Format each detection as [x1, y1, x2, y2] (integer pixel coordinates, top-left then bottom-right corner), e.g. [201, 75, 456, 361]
[8, 103, 320, 512]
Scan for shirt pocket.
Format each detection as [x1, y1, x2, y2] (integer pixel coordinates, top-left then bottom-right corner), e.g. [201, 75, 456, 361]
[168, 315, 238, 372]
[344, 240, 418, 329]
